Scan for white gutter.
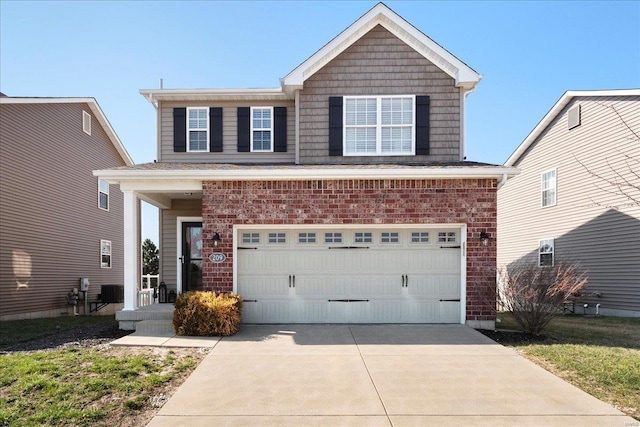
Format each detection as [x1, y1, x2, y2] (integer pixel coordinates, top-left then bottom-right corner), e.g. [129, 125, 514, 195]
[94, 166, 520, 182]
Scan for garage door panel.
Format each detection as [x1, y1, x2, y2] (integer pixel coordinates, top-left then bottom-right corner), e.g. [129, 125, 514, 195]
[239, 276, 289, 297]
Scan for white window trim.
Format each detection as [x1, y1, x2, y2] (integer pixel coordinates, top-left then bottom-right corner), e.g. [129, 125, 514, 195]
[251, 106, 274, 152]
[343, 95, 415, 156]
[541, 168, 557, 208]
[100, 239, 112, 269]
[82, 110, 91, 135]
[538, 238, 555, 267]
[186, 107, 209, 152]
[98, 179, 109, 211]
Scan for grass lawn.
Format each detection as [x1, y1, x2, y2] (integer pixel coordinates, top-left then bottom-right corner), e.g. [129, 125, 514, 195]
[496, 313, 640, 420]
[0, 316, 203, 427]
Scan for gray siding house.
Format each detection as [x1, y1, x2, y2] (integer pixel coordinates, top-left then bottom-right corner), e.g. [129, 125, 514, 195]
[498, 89, 640, 317]
[0, 97, 133, 320]
[97, 3, 518, 330]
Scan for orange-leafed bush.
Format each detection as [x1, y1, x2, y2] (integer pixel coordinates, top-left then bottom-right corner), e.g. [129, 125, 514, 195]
[173, 291, 243, 336]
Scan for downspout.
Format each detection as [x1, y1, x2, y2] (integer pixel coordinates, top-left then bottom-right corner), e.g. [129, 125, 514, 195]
[496, 173, 508, 190]
[459, 85, 478, 161]
[295, 89, 300, 165]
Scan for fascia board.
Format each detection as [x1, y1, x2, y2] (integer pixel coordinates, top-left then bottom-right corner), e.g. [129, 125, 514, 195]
[94, 166, 520, 183]
[139, 88, 289, 103]
[504, 89, 640, 167]
[1, 97, 134, 166]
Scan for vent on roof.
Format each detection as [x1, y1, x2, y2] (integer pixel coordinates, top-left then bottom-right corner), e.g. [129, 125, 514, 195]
[568, 104, 581, 130]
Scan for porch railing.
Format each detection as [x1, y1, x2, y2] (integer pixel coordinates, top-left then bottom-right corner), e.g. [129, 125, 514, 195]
[138, 274, 160, 307]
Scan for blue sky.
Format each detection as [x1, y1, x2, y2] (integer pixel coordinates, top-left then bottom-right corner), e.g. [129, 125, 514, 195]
[2, 1, 639, 244]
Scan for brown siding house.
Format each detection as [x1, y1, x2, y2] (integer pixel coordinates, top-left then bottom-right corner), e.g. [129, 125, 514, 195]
[0, 97, 133, 320]
[498, 90, 640, 317]
[96, 3, 518, 330]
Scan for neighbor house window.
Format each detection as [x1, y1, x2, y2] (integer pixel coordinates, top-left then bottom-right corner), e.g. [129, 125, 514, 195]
[251, 107, 273, 152]
[98, 179, 109, 210]
[539, 238, 554, 267]
[101, 240, 112, 268]
[344, 95, 414, 155]
[82, 110, 91, 135]
[187, 107, 208, 152]
[541, 169, 557, 207]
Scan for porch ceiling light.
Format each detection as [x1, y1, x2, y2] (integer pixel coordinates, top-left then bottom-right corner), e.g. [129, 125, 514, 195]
[212, 232, 221, 247]
[480, 231, 490, 247]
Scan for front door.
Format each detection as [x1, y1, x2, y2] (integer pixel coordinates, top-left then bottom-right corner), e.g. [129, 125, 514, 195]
[182, 222, 203, 292]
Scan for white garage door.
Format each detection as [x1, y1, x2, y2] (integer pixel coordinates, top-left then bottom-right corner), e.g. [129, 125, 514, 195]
[237, 228, 462, 323]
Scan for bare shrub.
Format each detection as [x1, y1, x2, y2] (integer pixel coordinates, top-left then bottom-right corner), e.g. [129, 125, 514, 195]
[173, 291, 243, 336]
[498, 260, 588, 335]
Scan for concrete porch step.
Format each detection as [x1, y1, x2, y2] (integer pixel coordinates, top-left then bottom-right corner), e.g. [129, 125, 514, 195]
[135, 320, 175, 334]
[116, 304, 175, 330]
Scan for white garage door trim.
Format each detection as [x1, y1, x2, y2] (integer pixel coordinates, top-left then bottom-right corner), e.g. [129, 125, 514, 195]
[233, 224, 467, 324]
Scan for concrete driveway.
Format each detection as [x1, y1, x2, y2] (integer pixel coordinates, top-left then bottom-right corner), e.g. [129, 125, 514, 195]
[146, 324, 634, 426]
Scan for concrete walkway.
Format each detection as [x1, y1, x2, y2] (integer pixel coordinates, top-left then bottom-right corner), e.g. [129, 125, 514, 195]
[122, 325, 635, 426]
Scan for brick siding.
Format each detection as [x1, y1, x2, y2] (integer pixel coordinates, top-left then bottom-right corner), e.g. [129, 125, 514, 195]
[202, 178, 497, 323]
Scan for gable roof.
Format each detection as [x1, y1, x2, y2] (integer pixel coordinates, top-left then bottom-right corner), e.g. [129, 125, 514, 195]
[281, 2, 481, 93]
[140, 2, 481, 103]
[504, 89, 640, 167]
[0, 96, 134, 166]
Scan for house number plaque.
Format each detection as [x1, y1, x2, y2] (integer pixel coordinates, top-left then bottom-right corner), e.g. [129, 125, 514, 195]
[208, 253, 226, 263]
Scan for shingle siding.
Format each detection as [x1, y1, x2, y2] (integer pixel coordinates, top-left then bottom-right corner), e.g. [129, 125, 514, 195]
[0, 102, 127, 319]
[299, 25, 461, 164]
[498, 95, 640, 314]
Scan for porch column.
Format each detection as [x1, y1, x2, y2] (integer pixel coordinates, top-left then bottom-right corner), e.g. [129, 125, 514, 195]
[123, 190, 140, 310]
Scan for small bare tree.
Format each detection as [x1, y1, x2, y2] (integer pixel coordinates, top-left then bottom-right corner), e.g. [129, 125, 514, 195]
[497, 260, 588, 335]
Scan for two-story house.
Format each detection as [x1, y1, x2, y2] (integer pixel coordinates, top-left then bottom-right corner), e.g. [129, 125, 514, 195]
[0, 96, 133, 320]
[498, 89, 640, 317]
[96, 3, 518, 330]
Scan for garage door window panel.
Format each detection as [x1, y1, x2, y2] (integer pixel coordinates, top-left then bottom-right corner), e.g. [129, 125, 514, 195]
[411, 231, 430, 244]
[268, 232, 286, 244]
[324, 232, 343, 243]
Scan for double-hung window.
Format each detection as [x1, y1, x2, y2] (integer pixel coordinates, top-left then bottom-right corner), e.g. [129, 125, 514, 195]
[541, 169, 557, 207]
[344, 95, 414, 155]
[251, 107, 273, 152]
[98, 179, 109, 210]
[187, 107, 208, 152]
[539, 238, 554, 267]
[101, 240, 112, 268]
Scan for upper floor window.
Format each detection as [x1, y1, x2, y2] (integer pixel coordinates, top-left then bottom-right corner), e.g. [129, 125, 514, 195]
[187, 107, 209, 152]
[251, 107, 273, 152]
[541, 169, 557, 208]
[344, 95, 414, 156]
[82, 111, 91, 135]
[98, 179, 109, 211]
[539, 238, 554, 267]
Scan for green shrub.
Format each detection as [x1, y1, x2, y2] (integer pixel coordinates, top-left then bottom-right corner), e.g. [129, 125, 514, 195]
[173, 291, 243, 336]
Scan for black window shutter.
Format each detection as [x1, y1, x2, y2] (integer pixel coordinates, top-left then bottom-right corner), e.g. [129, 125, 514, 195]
[237, 107, 250, 152]
[328, 96, 343, 156]
[173, 108, 187, 152]
[274, 107, 287, 152]
[209, 107, 223, 152]
[415, 96, 430, 155]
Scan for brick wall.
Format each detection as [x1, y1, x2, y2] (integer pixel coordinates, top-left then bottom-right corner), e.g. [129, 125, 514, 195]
[202, 178, 497, 323]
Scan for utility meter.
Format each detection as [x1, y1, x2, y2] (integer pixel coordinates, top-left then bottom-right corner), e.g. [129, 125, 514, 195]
[80, 278, 90, 292]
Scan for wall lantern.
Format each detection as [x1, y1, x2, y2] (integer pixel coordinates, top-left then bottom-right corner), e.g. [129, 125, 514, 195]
[212, 232, 221, 247]
[480, 231, 490, 247]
